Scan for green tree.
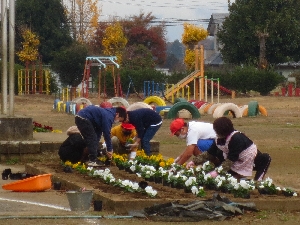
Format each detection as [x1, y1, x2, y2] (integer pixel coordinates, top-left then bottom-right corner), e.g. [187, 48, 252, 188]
[218, 0, 300, 66]
[122, 44, 155, 70]
[16, 0, 72, 63]
[51, 42, 88, 87]
[205, 66, 284, 95]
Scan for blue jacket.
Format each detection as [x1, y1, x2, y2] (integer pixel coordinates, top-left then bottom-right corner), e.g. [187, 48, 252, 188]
[127, 108, 162, 139]
[77, 105, 116, 151]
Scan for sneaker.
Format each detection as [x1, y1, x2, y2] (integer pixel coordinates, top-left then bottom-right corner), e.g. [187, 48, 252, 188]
[86, 159, 105, 167]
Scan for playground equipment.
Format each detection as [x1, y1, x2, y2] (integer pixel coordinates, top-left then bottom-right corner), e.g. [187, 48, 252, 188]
[61, 87, 81, 102]
[164, 45, 233, 102]
[18, 69, 50, 95]
[167, 101, 201, 119]
[165, 84, 191, 103]
[81, 56, 122, 101]
[144, 81, 165, 98]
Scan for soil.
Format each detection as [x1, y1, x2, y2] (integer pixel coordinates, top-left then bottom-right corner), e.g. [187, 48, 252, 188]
[5, 93, 300, 224]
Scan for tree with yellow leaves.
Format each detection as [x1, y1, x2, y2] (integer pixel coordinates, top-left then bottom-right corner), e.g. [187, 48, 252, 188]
[182, 23, 208, 70]
[102, 22, 128, 65]
[17, 29, 40, 63]
[64, 0, 100, 43]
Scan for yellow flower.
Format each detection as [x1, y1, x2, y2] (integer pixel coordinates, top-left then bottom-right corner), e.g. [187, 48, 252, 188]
[64, 161, 72, 166]
[159, 161, 166, 167]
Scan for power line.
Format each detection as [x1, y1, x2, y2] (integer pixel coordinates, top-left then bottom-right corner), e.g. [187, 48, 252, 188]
[99, 0, 228, 10]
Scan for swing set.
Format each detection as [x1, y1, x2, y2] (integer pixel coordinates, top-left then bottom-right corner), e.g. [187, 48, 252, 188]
[81, 56, 123, 102]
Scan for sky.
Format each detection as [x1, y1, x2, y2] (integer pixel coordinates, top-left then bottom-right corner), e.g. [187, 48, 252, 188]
[98, 0, 229, 42]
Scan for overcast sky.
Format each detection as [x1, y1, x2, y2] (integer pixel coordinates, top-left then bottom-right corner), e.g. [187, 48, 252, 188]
[98, 0, 229, 42]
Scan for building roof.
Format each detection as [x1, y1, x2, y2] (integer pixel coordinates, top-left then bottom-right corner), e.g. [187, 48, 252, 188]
[205, 52, 224, 66]
[198, 37, 214, 50]
[207, 13, 229, 36]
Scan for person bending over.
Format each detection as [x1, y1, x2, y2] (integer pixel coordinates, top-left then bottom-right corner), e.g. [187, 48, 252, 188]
[126, 108, 162, 156]
[75, 105, 127, 167]
[58, 126, 88, 163]
[188, 117, 271, 181]
[111, 123, 137, 159]
[170, 118, 216, 165]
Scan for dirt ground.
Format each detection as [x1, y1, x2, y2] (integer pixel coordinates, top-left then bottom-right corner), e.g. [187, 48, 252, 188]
[3, 93, 300, 224]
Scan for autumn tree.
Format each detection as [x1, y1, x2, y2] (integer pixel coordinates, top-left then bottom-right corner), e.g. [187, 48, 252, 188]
[218, 0, 300, 65]
[17, 29, 40, 65]
[63, 0, 100, 43]
[102, 22, 128, 65]
[182, 23, 208, 71]
[121, 13, 167, 65]
[88, 22, 108, 55]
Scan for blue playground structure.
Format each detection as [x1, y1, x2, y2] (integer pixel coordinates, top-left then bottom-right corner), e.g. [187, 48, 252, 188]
[143, 81, 165, 98]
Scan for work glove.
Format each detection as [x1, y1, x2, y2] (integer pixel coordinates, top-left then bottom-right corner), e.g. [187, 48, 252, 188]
[106, 150, 113, 160]
[208, 170, 218, 178]
[193, 152, 210, 166]
[186, 161, 195, 169]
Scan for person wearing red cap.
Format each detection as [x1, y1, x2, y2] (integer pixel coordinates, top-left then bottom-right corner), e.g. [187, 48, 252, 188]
[170, 118, 216, 165]
[111, 123, 137, 159]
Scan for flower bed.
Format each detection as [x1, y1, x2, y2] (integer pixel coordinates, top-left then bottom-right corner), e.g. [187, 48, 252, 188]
[64, 150, 298, 200]
[33, 121, 62, 133]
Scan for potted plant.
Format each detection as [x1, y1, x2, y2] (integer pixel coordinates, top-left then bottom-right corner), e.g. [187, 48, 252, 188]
[282, 188, 298, 197]
[191, 186, 206, 197]
[113, 154, 126, 170]
[184, 176, 197, 193]
[231, 180, 255, 199]
[257, 177, 280, 195]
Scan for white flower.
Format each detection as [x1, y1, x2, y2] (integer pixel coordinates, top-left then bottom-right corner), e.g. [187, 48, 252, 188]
[121, 179, 132, 187]
[195, 165, 202, 172]
[145, 186, 157, 197]
[130, 165, 136, 172]
[87, 167, 93, 171]
[131, 182, 139, 190]
[185, 177, 196, 187]
[276, 187, 281, 191]
[217, 181, 223, 187]
[93, 169, 104, 176]
[240, 180, 250, 189]
[191, 186, 199, 195]
[204, 173, 211, 180]
[293, 193, 298, 197]
[202, 161, 210, 170]
[265, 177, 273, 186]
[216, 166, 223, 173]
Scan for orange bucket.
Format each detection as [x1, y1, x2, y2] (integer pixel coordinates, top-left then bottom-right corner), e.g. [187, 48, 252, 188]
[2, 174, 52, 192]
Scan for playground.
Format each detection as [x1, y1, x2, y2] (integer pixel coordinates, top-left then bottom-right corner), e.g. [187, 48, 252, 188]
[10, 51, 300, 224]
[4, 93, 300, 224]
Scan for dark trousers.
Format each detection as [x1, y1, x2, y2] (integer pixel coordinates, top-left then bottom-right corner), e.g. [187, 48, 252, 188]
[253, 151, 271, 181]
[141, 124, 161, 156]
[75, 116, 98, 161]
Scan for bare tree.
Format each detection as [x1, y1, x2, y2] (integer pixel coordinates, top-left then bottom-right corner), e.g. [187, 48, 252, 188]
[63, 0, 100, 43]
